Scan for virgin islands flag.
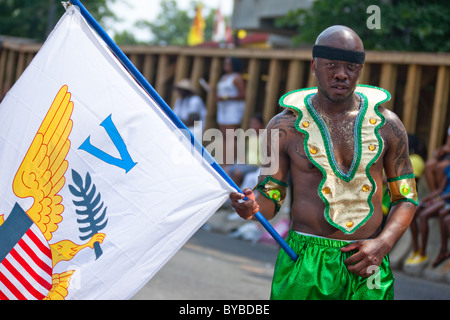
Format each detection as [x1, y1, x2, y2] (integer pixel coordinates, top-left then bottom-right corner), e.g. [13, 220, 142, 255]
[0, 5, 235, 300]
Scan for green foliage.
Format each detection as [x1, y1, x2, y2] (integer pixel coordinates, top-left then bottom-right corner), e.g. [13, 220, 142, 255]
[0, 0, 117, 41]
[134, 0, 191, 46]
[276, 0, 450, 52]
[113, 30, 139, 45]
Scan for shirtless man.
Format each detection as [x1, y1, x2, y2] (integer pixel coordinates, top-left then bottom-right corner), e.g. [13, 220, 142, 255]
[229, 25, 418, 300]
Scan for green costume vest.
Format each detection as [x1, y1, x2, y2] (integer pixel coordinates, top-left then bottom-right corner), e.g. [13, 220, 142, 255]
[279, 85, 391, 234]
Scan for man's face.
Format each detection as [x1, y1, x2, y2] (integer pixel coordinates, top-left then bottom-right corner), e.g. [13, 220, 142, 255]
[312, 58, 363, 103]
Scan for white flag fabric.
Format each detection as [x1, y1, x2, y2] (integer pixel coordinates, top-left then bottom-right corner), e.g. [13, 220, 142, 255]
[0, 6, 235, 300]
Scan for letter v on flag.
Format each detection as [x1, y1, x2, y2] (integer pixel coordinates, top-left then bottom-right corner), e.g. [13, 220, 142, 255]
[0, 4, 239, 300]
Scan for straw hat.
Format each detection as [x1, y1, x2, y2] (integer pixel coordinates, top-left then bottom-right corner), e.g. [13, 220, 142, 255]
[174, 79, 197, 94]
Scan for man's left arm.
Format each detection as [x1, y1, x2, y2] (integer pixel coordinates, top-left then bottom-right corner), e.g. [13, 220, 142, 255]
[342, 110, 417, 277]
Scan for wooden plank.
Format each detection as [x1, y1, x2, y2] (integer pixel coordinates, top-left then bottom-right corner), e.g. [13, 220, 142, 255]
[379, 63, 397, 110]
[25, 52, 34, 66]
[205, 57, 222, 130]
[190, 56, 205, 93]
[263, 59, 282, 124]
[1, 41, 40, 53]
[0, 48, 8, 97]
[155, 54, 176, 102]
[129, 54, 139, 69]
[402, 64, 422, 133]
[286, 59, 304, 92]
[427, 66, 450, 159]
[142, 54, 156, 85]
[3, 41, 450, 66]
[307, 61, 317, 88]
[155, 54, 168, 95]
[15, 52, 26, 81]
[174, 54, 189, 83]
[359, 63, 371, 85]
[241, 58, 261, 130]
[4, 50, 16, 93]
[365, 51, 450, 66]
[171, 54, 189, 106]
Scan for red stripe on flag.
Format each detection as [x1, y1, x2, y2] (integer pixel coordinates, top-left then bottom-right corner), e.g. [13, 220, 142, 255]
[0, 271, 27, 300]
[2, 258, 46, 300]
[0, 289, 9, 300]
[17, 238, 52, 275]
[25, 229, 51, 259]
[10, 248, 52, 291]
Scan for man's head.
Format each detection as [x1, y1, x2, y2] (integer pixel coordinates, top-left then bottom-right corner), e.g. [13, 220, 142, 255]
[311, 25, 365, 103]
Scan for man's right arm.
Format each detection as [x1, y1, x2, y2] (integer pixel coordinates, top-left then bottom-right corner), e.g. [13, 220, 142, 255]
[230, 111, 292, 221]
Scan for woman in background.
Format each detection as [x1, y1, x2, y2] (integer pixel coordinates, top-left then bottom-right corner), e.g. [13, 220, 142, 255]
[216, 57, 246, 167]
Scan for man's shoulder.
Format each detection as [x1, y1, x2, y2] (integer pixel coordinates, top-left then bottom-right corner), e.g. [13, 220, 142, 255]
[379, 106, 405, 131]
[267, 109, 298, 131]
[378, 106, 409, 151]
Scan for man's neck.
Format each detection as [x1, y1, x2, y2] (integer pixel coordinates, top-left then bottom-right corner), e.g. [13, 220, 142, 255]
[312, 91, 360, 119]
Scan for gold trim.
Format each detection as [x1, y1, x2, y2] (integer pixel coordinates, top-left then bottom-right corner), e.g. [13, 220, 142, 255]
[388, 178, 418, 204]
[279, 85, 390, 233]
[255, 177, 288, 211]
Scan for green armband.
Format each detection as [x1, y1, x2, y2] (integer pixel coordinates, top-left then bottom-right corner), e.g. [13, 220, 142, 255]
[387, 173, 419, 206]
[254, 176, 288, 212]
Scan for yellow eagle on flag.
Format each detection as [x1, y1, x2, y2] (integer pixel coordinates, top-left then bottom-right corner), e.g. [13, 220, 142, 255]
[0, 85, 105, 300]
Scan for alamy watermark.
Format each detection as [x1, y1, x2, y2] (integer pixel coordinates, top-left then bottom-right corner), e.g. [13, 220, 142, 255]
[170, 121, 279, 175]
[366, 265, 382, 290]
[366, 5, 381, 30]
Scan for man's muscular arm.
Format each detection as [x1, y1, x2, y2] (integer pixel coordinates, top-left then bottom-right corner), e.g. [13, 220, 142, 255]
[230, 110, 294, 221]
[342, 109, 417, 277]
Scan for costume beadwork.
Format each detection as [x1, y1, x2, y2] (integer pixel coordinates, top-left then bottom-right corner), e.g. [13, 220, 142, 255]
[387, 174, 418, 205]
[279, 85, 391, 234]
[254, 176, 289, 212]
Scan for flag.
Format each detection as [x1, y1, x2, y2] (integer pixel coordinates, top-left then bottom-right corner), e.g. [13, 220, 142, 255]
[212, 8, 226, 43]
[212, 8, 233, 47]
[0, 5, 235, 300]
[188, 4, 205, 46]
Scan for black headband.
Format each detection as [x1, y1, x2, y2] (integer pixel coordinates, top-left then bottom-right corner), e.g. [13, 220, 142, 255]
[312, 45, 365, 64]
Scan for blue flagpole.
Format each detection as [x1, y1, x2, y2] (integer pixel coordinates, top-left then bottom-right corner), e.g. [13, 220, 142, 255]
[68, 0, 298, 262]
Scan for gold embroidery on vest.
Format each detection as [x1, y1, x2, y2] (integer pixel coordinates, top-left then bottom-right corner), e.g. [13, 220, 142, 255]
[279, 85, 391, 234]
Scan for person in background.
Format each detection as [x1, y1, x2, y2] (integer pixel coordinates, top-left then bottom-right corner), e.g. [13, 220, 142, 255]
[173, 78, 207, 139]
[424, 125, 450, 192]
[216, 57, 246, 166]
[226, 113, 264, 188]
[433, 187, 450, 267]
[407, 134, 427, 183]
[405, 164, 450, 266]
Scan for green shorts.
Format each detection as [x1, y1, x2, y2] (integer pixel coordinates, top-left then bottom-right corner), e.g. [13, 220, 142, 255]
[271, 230, 394, 300]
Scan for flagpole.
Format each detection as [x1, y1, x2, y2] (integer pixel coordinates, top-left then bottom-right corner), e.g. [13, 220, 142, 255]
[68, 0, 298, 262]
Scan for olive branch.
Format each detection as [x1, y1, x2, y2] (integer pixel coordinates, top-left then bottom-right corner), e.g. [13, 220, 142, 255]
[69, 169, 108, 260]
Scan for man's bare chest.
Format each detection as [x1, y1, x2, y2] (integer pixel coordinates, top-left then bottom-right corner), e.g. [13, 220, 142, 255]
[323, 116, 357, 173]
[290, 124, 355, 174]
[280, 85, 390, 234]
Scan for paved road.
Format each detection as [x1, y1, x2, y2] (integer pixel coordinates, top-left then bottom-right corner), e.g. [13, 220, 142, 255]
[132, 229, 450, 300]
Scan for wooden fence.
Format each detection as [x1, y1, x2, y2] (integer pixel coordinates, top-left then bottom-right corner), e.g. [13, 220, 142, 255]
[1, 39, 449, 159]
